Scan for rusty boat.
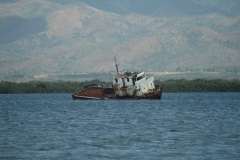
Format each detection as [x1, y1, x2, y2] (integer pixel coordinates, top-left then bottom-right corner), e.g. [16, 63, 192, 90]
[72, 57, 162, 100]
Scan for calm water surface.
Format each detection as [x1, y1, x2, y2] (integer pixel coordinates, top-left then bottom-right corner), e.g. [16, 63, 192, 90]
[0, 93, 240, 159]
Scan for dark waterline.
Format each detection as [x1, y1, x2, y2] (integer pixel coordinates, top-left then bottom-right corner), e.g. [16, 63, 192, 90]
[1, 93, 240, 159]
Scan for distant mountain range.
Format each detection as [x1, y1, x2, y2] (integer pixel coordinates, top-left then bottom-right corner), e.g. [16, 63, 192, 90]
[0, 0, 239, 80]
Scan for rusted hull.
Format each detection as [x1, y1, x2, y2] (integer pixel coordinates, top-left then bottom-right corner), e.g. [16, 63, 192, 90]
[115, 90, 162, 100]
[72, 86, 114, 100]
[72, 95, 111, 100]
[72, 86, 162, 100]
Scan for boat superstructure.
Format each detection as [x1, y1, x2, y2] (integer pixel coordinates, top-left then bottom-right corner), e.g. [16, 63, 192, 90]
[113, 71, 161, 99]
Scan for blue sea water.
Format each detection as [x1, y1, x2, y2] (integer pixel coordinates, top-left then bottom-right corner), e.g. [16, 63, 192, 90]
[0, 93, 240, 160]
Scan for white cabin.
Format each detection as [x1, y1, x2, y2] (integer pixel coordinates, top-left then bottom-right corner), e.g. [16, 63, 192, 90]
[113, 71, 156, 97]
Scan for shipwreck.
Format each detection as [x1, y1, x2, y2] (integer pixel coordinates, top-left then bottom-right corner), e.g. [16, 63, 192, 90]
[72, 57, 162, 100]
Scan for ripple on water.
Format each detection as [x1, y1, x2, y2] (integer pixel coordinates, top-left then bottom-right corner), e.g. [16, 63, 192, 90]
[0, 93, 240, 159]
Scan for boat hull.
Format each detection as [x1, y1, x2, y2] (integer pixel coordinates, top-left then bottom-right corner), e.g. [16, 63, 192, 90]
[72, 85, 162, 100]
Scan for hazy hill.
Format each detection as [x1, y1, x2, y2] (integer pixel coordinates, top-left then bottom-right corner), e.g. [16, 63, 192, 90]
[0, 0, 239, 80]
[77, 0, 239, 17]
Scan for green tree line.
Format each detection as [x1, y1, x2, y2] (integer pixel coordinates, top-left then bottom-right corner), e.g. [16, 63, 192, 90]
[0, 79, 103, 94]
[0, 79, 240, 94]
[155, 79, 240, 92]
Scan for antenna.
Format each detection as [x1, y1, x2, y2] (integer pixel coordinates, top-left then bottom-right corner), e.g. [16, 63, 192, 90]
[114, 56, 119, 75]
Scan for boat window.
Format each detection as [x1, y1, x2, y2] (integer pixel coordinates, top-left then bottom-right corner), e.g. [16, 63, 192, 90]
[127, 78, 129, 82]
[132, 78, 135, 85]
[137, 76, 142, 81]
[115, 79, 118, 83]
[122, 78, 125, 86]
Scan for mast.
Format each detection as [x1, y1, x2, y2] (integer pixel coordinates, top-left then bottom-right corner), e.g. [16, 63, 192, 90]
[114, 56, 119, 75]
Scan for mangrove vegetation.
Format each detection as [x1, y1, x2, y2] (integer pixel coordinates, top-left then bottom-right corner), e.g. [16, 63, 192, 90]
[0, 79, 240, 94]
